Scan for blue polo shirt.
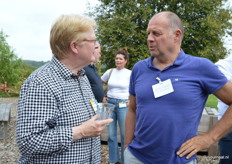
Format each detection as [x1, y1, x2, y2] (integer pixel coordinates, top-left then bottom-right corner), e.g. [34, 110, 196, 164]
[128, 50, 227, 164]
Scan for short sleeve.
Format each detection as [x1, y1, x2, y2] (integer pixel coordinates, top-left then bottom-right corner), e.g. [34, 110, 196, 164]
[200, 59, 228, 94]
[129, 65, 137, 96]
[101, 69, 111, 82]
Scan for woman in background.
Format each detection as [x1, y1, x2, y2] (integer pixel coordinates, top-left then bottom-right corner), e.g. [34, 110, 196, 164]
[101, 48, 131, 164]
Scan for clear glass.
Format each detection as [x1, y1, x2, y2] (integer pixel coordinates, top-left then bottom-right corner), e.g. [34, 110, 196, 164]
[96, 103, 115, 120]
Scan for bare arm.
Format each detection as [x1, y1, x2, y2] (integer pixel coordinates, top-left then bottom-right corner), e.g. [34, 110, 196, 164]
[124, 94, 137, 149]
[177, 81, 232, 159]
[102, 80, 106, 85]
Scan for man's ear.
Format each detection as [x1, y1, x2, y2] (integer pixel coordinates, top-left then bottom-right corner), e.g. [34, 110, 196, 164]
[174, 29, 182, 43]
[70, 41, 79, 54]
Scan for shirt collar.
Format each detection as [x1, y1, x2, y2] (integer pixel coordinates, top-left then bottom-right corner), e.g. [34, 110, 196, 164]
[147, 49, 186, 68]
[51, 56, 85, 80]
[89, 64, 95, 68]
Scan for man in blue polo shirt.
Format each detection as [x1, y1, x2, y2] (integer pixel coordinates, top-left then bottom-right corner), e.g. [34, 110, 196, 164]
[124, 11, 232, 164]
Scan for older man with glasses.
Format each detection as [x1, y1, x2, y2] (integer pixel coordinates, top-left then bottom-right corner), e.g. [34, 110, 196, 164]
[16, 14, 113, 164]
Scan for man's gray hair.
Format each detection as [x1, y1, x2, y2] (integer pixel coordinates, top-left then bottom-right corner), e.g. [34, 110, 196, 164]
[155, 11, 184, 44]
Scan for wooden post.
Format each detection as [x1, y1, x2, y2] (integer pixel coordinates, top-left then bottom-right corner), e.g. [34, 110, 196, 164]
[0, 103, 12, 139]
[4, 81, 8, 93]
[0, 81, 9, 93]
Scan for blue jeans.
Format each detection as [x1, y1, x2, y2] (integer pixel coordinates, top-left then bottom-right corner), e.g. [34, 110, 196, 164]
[124, 148, 198, 164]
[107, 97, 128, 164]
[219, 131, 232, 164]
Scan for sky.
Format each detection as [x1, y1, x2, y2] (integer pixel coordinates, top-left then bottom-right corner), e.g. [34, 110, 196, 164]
[0, 0, 231, 62]
[0, 0, 99, 62]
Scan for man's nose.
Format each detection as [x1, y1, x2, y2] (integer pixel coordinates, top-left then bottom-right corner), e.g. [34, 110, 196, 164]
[147, 34, 155, 42]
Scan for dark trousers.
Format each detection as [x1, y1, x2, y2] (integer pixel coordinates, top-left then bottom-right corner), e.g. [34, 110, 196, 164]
[219, 131, 232, 164]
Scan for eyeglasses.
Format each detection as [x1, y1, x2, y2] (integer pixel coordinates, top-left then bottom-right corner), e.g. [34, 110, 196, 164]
[83, 39, 97, 45]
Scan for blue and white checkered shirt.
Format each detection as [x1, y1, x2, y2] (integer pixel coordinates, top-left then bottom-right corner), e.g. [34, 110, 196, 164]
[16, 57, 101, 164]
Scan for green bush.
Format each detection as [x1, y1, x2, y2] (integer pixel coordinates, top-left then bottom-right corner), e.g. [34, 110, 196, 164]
[206, 94, 218, 109]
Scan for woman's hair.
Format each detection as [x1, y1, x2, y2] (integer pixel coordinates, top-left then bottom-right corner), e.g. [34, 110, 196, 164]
[50, 14, 97, 60]
[115, 47, 129, 60]
[115, 47, 129, 66]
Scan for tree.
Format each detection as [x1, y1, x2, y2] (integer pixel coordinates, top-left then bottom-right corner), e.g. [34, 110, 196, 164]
[0, 31, 23, 86]
[88, 0, 232, 70]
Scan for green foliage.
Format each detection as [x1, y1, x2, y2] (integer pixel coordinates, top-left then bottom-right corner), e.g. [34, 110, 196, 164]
[173, 0, 232, 62]
[0, 31, 37, 97]
[205, 94, 218, 109]
[0, 63, 36, 97]
[88, 0, 232, 70]
[0, 31, 23, 86]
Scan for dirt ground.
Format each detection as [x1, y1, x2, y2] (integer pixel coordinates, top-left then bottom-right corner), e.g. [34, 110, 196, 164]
[0, 98, 219, 164]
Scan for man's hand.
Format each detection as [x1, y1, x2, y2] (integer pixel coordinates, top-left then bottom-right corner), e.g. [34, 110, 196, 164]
[102, 96, 108, 103]
[126, 100, 129, 107]
[72, 115, 113, 141]
[176, 134, 213, 159]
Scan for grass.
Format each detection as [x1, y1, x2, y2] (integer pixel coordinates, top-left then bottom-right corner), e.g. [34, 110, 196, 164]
[205, 94, 218, 109]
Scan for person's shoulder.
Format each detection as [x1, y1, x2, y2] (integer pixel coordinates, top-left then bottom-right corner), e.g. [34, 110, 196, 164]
[184, 53, 212, 65]
[185, 55, 219, 75]
[138, 57, 150, 63]
[102, 68, 113, 76]
[25, 62, 57, 85]
[124, 68, 132, 72]
[129, 58, 150, 76]
[30, 63, 50, 77]
[133, 57, 149, 67]
[83, 65, 92, 74]
[216, 55, 232, 66]
[83, 65, 91, 70]
[107, 68, 115, 73]
[215, 56, 232, 77]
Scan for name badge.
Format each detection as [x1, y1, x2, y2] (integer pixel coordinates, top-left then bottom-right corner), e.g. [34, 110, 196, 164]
[90, 98, 98, 112]
[152, 79, 174, 98]
[119, 102, 127, 108]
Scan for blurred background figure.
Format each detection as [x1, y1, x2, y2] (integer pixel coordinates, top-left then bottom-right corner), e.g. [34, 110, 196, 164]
[215, 55, 232, 164]
[101, 48, 131, 164]
[84, 42, 104, 102]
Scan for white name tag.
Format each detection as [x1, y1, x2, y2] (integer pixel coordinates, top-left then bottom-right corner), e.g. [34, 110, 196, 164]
[90, 98, 98, 112]
[152, 79, 174, 98]
[119, 102, 127, 108]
